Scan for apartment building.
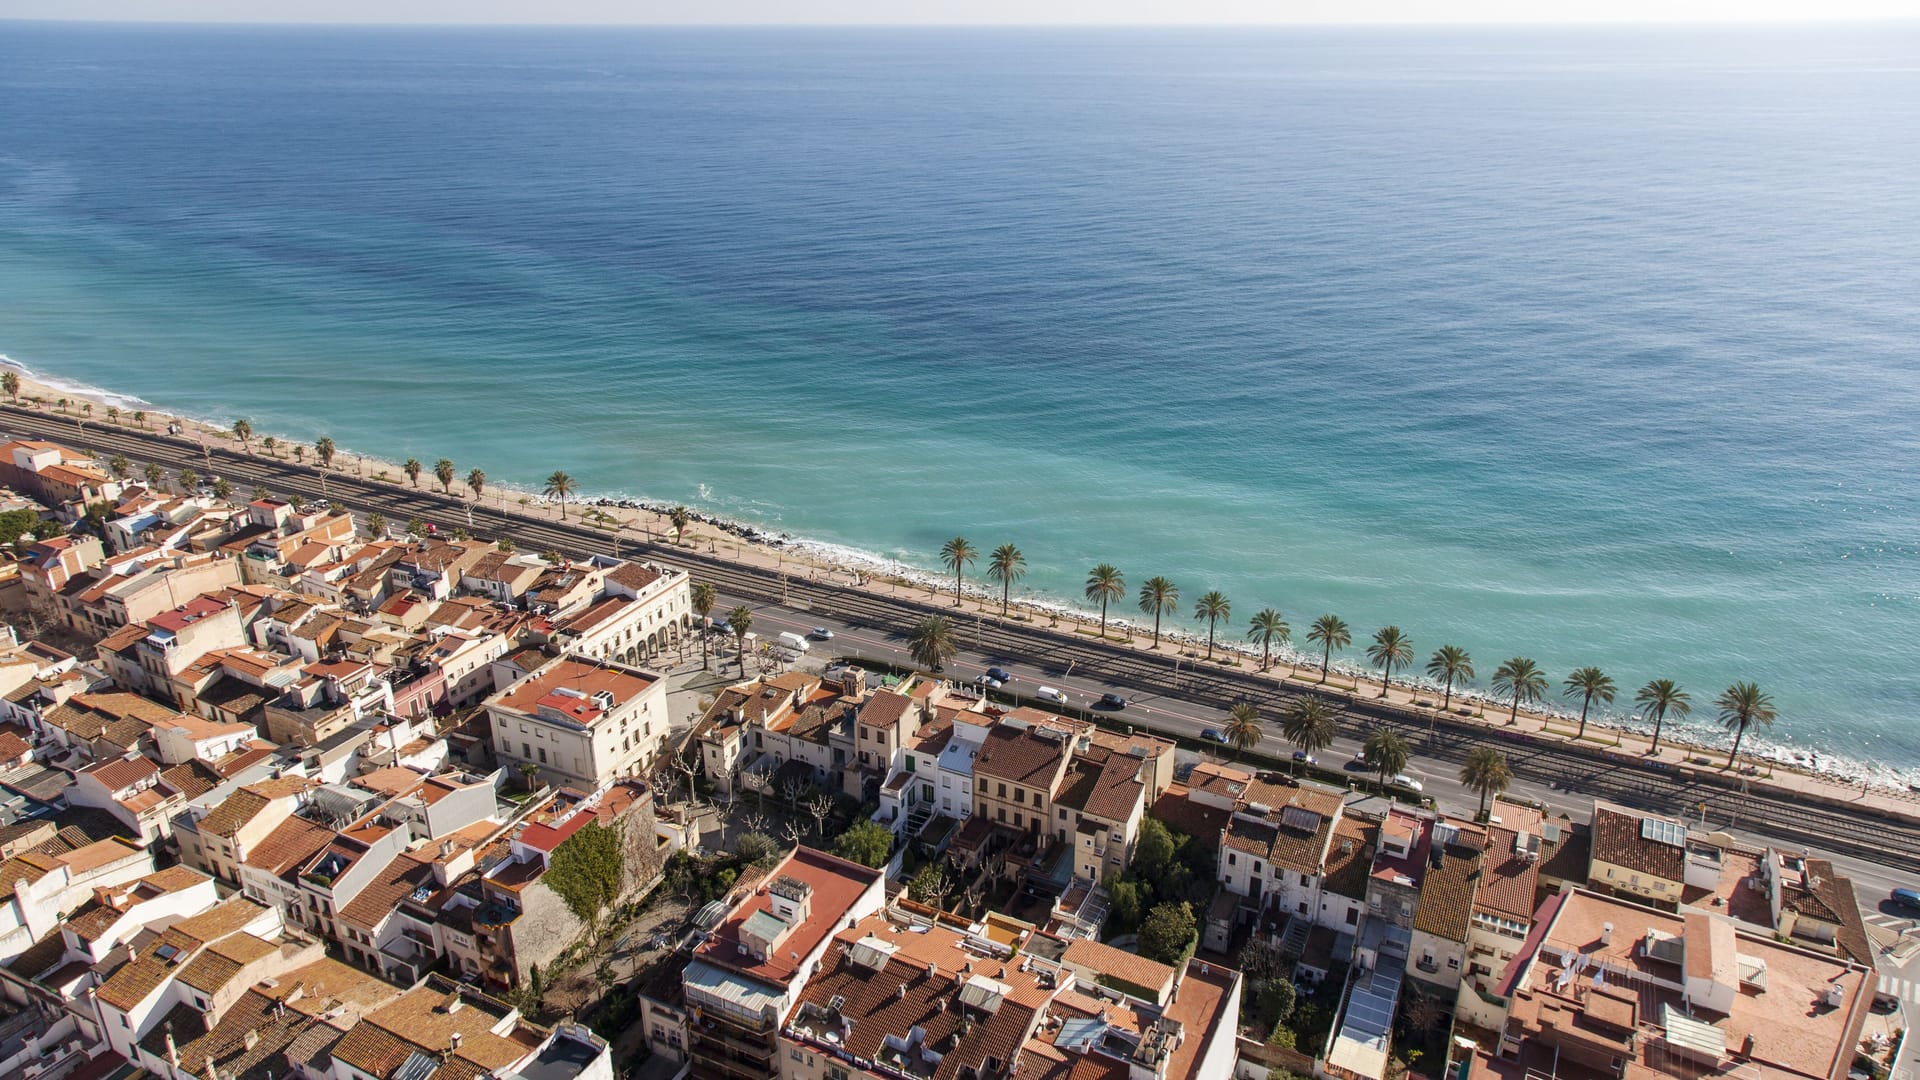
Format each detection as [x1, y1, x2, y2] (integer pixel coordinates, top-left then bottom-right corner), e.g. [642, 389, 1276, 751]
[485, 655, 667, 790]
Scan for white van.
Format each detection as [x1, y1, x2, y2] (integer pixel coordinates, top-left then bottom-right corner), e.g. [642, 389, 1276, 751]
[1036, 686, 1069, 706]
[776, 631, 810, 653]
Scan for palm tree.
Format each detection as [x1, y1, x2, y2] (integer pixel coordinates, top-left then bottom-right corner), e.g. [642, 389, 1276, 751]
[1366, 626, 1413, 698]
[1084, 564, 1125, 637]
[1459, 746, 1513, 818]
[107, 454, 129, 481]
[1492, 657, 1548, 725]
[143, 462, 164, 489]
[1138, 577, 1179, 650]
[105, 406, 119, 425]
[908, 615, 960, 672]
[467, 468, 486, 503]
[939, 537, 977, 605]
[545, 471, 575, 520]
[1246, 609, 1289, 671]
[366, 511, 387, 539]
[985, 543, 1026, 617]
[292, 445, 304, 464]
[1426, 646, 1473, 712]
[1716, 682, 1776, 769]
[1363, 728, 1410, 795]
[1223, 703, 1263, 761]
[691, 584, 717, 670]
[178, 467, 199, 492]
[1193, 591, 1231, 661]
[232, 419, 252, 452]
[0, 371, 16, 403]
[212, 478, 232, 501]
[1563, 666, 1617, 741]
[261, 435, 277, 458]
[669, 506, 692, 542]
[1282, 695, 1338, 773]
[133, 410, 146, 429]
[315, 437, 336, 470]
[251, 485, 269, 502]
[1306, 614, 1351, 682]
[404, 458, 423, 488]
[433, 458, 456, 494]
[726, 605, 754, 676]
[1635, 679, 1691, 754]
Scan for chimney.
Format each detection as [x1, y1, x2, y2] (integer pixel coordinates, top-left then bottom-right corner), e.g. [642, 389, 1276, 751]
[165, 1024, 181, 1070]
[1601, 922, 1614, 946]
[124, 941, 138, 965]
[206, 1055, 219, 1080]
[450, 1033, 463, 1052]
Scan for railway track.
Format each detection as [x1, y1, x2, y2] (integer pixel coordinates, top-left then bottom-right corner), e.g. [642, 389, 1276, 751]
[13, 404, 1920, 870]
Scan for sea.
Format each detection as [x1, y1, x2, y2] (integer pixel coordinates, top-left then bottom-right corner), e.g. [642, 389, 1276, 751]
[1, 21, 1917, 778]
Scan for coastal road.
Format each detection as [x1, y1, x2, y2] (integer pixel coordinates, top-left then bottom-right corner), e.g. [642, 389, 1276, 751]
[11, 405, 1920, 890]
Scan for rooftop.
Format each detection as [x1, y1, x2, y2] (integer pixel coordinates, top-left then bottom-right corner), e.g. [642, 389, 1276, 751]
[696, 846, 883, 985]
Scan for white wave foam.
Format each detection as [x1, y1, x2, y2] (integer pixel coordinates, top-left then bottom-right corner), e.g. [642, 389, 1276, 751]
[0, 353, 154, 412]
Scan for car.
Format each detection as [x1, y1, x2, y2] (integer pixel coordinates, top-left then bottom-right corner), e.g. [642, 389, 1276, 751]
[975, 674, 1004, 689]
[986, 667, 1013, 684]
[808, 627, 834, 641]
[1892, 888, 1920, 912]
[1392, 773, 1424, 792]
[1201, 728, 1228, 744]
[1292, 750, 1319, 766]
[1873, 992, 1901, 1015]
[1036, 686, 1070, 705]
[1096, 693, 1128, 710]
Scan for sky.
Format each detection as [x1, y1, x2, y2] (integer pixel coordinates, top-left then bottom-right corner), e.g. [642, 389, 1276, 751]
[5, 0, 1918, 24]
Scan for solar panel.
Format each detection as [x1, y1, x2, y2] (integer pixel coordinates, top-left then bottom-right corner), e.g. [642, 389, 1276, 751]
[1280, 806, 1323, 833]
[1640, 817, 1686, 847]
[847, 936, 896, 974]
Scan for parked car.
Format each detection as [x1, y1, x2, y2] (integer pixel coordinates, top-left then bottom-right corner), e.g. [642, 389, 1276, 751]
[1035, 686, 1070, 705]
[1392, 773, 1424, 792]
[1892, 887, 1920, 912]
[986, 667, 1013, 684]
[1292, 750, 1319, 766]
[975, 674, 1003, 689]
[1096, 693, 1128, 710]
[808, 626, 834, 641]
[1201, 728, 1228, 744]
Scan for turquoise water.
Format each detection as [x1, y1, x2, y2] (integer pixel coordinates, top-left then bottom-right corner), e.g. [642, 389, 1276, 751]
[1, 22, 1917, 773]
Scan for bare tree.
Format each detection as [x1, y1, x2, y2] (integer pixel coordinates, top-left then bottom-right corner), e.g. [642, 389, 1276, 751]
[779, 775, 809, 808]
[805, 792, 835, 837]
[741, 808, 768, 837]
[781, 819, 806, 848]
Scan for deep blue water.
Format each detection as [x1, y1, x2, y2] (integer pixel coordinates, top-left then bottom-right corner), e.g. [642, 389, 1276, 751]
[2, 21, 1917, 772]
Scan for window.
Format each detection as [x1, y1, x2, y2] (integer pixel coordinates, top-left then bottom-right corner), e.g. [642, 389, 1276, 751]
[1015, 813, 1023, 828]
[522, 742, 531, 757]
[997, 808, 1006, 823]
[1253, 862, 1262, 875]
[1346, 908, 1359, 926]
[861, 726, 870, 741]
[1448, 958, 1460, 969]
[922, 784, 933, 801]
[978, 778, 988, 792]
[1228, 853, 1237, 866]
[905, 757, 915, 773]
[998, 783, 1007, 798]
[1058, 808, 1067, 820]
[1014, 788, 1025, 804]
[1301, 874, 1311, 887]
[538, 748, 547, 763]
[977, 801, 987, 816]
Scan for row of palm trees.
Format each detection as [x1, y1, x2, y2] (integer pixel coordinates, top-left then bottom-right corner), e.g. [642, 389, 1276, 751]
[929, 539, 1777, 768]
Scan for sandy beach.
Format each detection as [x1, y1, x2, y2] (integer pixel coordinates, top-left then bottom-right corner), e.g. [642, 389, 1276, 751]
[4, 358, 1914, 809]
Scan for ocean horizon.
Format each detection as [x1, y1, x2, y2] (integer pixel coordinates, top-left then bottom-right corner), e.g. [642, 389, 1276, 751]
[2, 21, 1917, 777]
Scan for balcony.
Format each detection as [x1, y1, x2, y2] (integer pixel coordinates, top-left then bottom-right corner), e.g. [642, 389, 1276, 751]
[690, 1023, 776, 1060]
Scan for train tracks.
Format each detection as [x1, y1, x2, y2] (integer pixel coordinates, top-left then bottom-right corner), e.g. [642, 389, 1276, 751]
[13, 404, 1920, 870]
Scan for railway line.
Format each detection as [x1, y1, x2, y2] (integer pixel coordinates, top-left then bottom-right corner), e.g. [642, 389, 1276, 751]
[12, 403, 1920, 871]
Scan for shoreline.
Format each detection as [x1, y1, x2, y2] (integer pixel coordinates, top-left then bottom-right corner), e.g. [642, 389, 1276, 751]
[3, 354, 1913, 795]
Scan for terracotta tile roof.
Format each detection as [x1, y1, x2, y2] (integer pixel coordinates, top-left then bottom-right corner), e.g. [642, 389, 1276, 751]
[1537, 819, 1589, 885]
[1784, 859, 1873, 964]
[54, 836, 143, 874]
[697, 846, 884, 985]
[1475, 826, 1542, 923]
[330, 1020, 414, 1078]
[351, 980, 530, 1072]
[178, 932, 278, 994]
[604, 560, 666, 593]
[81, 754, 160, 791]
[339, 853, 433, 929]
[1148, 785, 1231, 843]
[857, 690, 912, 729]
[1079, 750, 1145, 824]
[1322, 818, 1376, 900]
[161, 760, 222, 801]
[243, 816, 337, 877]
[1590, 803, 1685, 882]
[1063, 937, 1176, 998]
[1413, 833, 1485, 942]
[492, 657, 655, 720]
[975, 722, 1071, 787]
[199, 787, 272, 838]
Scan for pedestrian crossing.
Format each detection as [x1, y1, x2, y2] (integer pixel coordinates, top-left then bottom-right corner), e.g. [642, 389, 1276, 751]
[1878, 973, 1920, 1005]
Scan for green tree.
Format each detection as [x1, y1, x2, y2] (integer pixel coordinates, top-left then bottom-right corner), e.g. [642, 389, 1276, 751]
[1193, 590, 1231, 661]
[1133, 818, 1179, 884]
[1246, 609, 1290, 671]
[0, 371, 16, 403]
[1635, 678, 1691, 754]
[907, 615, 959, 673]
[939, 536, 977, 605]
[691, 583, 717, 669]
[365, 511, 387, 538]
[1716, 681, 1776, 769]
[1084, 563, 1125, 637]
[986, 543, 1026, 617]
[1366, 626, 1412, 698]
[1306, 614, 1351, 682]
[1224, 702, 1263, 761]
[105, 406, 119, 424]
[178, 467, 199, 491]
[1282, 695, 1338, 773]
[107, 454, 130, 481]
[832, 820, 894, 868]
[144, 461, 164, 488]
[1563, 666, 1617, 741]
[315, 436, 336, 469]
[433, 457, 456, 494]
[212, 478, 232, 501]
[735, 831, 778, 864]
[406, 517, 427, 538]
[669, 505, 692, 541]
[133, 409, 147, 428]
[727, 604, 754, 676]
[403, 458, 423, 488]
[1492, 657, 1548, 725]
[543, 820, 626, 932]
[467, 468, 486, 502]
[545, 471, 576, 520]
[0, 509, 43, 546]
[292, 445, 304, 464]
[1363, 728, 1410, 795]
[262, 435, 277, 458]
[1138, 577, 1180, 650]
[908, 861, 951, 905]
[527, 963, 544, 1009]
[1426, 645, 1473, 712]
[231, 418, 252, 453]
[1259, 979, 1297, 1030]
[1107, 879, 1144, 931]
[1138, 901, 1197, 965]
[1459, 745, 1513, 818]
[497, 537, 516, 553]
